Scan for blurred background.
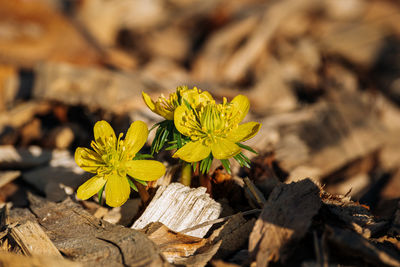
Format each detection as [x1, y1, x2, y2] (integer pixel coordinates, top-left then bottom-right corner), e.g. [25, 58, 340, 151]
[0, 0, 400, 219]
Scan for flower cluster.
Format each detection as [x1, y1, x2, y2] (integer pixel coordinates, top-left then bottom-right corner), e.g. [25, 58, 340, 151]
[143, 86, 261, 174]
[75, 85, 260, 207]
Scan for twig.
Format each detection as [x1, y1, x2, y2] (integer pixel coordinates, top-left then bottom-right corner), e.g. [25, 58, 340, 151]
[243, 177, 267, 208]
[179, 209, 261, 234]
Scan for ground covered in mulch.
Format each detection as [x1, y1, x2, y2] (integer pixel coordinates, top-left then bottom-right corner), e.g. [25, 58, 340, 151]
[0, 0, 400, 266]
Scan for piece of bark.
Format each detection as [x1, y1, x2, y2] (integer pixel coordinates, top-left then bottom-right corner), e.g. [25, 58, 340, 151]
[0, 252, 81, 267]
[247, 90, 386, 180]
[317, 21, 386, 68]
[389, 201, 400, 236]
[16, 194, 169, 267]
[0, 101, 51, 139]
[208, 213, 256, 260]
[32, 62, 163, 114]
[23, 150, 88, 202]
[326, 226, 400, 267]
[380, 130, 400, 171]
[0, 171, 20, 188]
[320, 191, 374, 228]
[222, 0, 321, 83]
[0, 65, 18, 112]
[0, 146, 51, 170]
[132, 183, 222, 238]
[248, 179, 321, 266]
[0, 0, 101, 68]
[9, 221, 62, 258]
[248, 59, 298, 115]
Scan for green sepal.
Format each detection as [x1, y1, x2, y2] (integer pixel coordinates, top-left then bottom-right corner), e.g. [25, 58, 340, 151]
[127, 178, 138, 192]
[237, 143, 258, 154]
[98, 184, 106, 205]
[220, 159, 231, 174]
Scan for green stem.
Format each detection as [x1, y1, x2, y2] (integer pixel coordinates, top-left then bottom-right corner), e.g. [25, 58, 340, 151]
[181, 162, 192, 186]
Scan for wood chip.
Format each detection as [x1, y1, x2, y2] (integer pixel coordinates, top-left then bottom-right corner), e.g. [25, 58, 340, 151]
[19, 194, 169, 267]
[9, 221, 62, 258]
[0, 252, 81, 267]
[132, 183, 222, 238]
[0, 171, 20, 188]
[326, 226, 400, 267]
[0, 146, 51, 170]
[22, 150, 87, 202]
[247, 91, 386, 179]
[33, 62, 162, 114]
[248, 179, 321, 266]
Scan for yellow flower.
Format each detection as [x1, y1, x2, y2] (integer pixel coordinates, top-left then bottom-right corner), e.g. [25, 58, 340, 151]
[142, 86, 213, 120]
[173, 95, 261, 162]
[75, 120, 166, 207]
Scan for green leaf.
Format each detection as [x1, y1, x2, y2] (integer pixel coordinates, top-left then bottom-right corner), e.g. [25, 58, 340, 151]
[237, 143, 258, 154]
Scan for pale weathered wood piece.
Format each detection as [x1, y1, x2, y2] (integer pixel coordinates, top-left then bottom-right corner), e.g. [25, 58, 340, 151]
[9, 221, 62, 258]
[132, 183, 222, 238]
[248, 179, 321, 266]
[33, 62, 162, 114]
[0, 252, 82, 267]
[14, 194, 170, 267]
[0, 170, 20, 188]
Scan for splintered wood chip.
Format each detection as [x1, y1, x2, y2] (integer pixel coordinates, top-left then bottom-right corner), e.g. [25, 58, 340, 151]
[9, 221, 62, 258]
[142, 222, 218, 266]
[132, 183, 221, 238]
[249, 179, 321, 266]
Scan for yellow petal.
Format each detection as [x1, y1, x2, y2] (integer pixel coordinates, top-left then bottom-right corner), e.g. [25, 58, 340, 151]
[105, 173, 131, 207]
[230, 95, 250, 123]
[173, 140, 211, 162]
[226, 122, 262, 143]
[173, 105, 192, 136]
[154, 103, 174, 120]
[142, 92, 156, 111]
[126, 160, 166, 181]
[181, 87, 213, 108]
[211, 138, 241, 159]
[77, 175, 107, 200]
[143, 92, 174, 120]
[125, 121, 148, 156]
[93, 120, 116, 148]
[75, 147, 105, 173]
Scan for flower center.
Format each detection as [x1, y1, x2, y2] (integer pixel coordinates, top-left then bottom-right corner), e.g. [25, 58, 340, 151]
[181, 102, 239, 145]
[157, 92, 179, 112]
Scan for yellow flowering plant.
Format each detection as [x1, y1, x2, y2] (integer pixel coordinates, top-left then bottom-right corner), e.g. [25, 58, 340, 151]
[173, 95, 261, 174]
[142, 86, 213, 155]
[75, 120, 166, 207]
